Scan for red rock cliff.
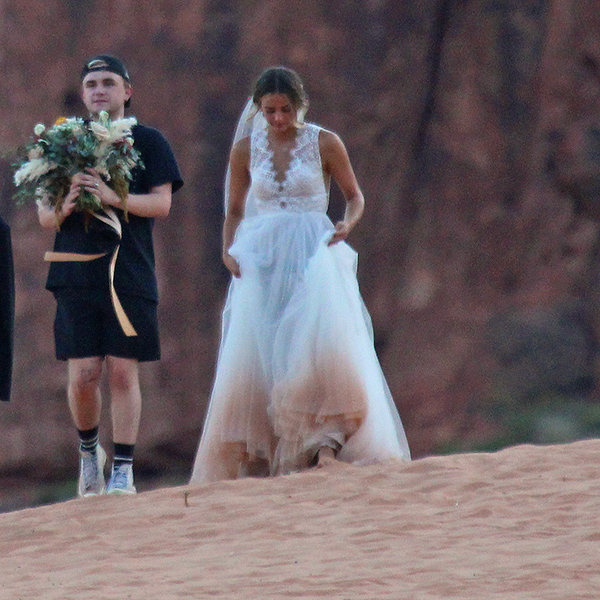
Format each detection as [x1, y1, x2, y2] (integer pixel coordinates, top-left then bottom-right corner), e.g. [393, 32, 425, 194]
[2, 1, 600, 502]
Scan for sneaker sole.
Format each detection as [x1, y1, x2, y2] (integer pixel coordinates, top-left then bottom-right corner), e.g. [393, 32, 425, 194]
[106, 487, 137, 496]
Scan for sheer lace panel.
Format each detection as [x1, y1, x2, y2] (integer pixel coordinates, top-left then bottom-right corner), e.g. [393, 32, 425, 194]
[250, 123, 329, 214]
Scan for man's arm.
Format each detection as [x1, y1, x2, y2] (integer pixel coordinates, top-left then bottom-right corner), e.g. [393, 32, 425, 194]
[37, 182, 79, 230]
[37, 178, 172, 229]
[71, 170, 172, 218]
[106, 183, 172, 218]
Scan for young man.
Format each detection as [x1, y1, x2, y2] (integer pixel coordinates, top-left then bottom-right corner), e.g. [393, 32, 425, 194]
[38, 55, 183, 496]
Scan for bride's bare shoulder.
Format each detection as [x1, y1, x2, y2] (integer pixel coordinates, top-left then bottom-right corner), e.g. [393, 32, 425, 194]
[318, 127, 345, 147]
[232, 136, 251, 153]
[317, 128, 347, 164]
[230, 136, 251, 162]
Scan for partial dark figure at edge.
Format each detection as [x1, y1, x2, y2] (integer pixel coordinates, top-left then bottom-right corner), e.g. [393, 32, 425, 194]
[0, 215, 14, 402]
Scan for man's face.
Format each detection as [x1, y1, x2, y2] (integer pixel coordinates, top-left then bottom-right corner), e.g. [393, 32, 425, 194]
[81, 71, 132, 119]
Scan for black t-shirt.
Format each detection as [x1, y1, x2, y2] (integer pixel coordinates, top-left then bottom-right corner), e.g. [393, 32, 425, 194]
[46, 124, 183, 301]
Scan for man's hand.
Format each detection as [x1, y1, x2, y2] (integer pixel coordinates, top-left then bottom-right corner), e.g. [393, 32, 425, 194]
[72, 168, 122, 208]
[60, 182, 80, 218]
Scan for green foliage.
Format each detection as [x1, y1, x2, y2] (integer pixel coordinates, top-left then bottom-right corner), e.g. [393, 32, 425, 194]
[437, 392, 600, 455]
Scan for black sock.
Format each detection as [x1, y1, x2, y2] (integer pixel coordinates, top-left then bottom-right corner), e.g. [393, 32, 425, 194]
[113, 443, 134, 468]
[78, 426, 99, 454]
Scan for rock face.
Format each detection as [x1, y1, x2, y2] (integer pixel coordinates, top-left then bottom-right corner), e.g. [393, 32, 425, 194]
[2, 0, 600, 491]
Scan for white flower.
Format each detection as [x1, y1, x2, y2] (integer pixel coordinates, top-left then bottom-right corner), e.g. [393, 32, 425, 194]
[109, 117, 137, 141]
[28, 146, 44, 160]
[34, 123, 46, 136]
[14, 158, 56, 186]
[90, 121, 111, 141]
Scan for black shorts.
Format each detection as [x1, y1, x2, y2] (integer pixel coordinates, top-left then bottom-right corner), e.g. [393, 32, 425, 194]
[53, 288, 160, 362]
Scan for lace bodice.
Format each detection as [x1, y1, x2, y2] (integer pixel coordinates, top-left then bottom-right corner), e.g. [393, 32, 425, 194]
[249, 123, 328, 215]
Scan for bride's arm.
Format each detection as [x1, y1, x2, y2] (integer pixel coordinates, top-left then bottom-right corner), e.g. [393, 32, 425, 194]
[319, 130, 365, 245]
[223, 137, 251, 277]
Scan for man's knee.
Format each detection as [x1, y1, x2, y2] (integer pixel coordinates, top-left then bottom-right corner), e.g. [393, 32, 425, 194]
[68, 358, 103, 395]
[107, 357, 139, 392]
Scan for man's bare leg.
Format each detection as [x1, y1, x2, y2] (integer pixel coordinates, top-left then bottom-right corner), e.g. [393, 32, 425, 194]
[67, 357, 104, 430]
[106, 356, 141, 444]
[67, 357, 106, 496]
[105, 356, 141, 494]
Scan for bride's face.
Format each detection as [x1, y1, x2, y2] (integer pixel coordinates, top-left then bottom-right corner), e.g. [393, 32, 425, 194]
[260, 93, 298, 134]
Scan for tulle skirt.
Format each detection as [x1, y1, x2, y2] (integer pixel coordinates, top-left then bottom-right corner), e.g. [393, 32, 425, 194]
[190, 211, 410, 483]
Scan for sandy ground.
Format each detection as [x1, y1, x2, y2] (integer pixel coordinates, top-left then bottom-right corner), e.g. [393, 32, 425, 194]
[1, 439, 600, 599]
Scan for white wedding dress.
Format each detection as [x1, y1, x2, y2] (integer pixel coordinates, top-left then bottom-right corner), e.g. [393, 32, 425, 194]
[190, 121, 410, 483]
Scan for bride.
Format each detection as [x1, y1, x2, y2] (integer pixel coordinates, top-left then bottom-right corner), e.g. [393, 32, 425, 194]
[190, 66, 410, 483]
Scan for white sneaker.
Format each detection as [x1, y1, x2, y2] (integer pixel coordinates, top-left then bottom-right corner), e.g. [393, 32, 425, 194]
[78, 445, 106, 497]
[106, 464, 137, 495]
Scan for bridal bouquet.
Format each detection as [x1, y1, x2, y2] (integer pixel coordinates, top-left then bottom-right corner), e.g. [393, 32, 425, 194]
[13, 110, 142, 217]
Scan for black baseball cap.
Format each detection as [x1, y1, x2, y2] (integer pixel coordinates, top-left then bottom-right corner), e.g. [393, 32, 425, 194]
[81, 55, 131, 83]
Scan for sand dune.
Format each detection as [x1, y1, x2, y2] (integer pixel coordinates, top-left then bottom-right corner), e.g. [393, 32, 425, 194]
[2, 440, 600, 599]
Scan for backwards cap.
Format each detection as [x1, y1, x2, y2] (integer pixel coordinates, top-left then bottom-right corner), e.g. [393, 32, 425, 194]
[81, 55, 131, 83]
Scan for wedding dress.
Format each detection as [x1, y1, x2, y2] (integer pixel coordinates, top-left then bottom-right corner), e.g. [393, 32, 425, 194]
[190, 120, 410, 483]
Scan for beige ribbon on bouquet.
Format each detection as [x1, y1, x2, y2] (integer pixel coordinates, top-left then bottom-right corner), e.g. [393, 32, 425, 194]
[44, 207, 137, 337]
